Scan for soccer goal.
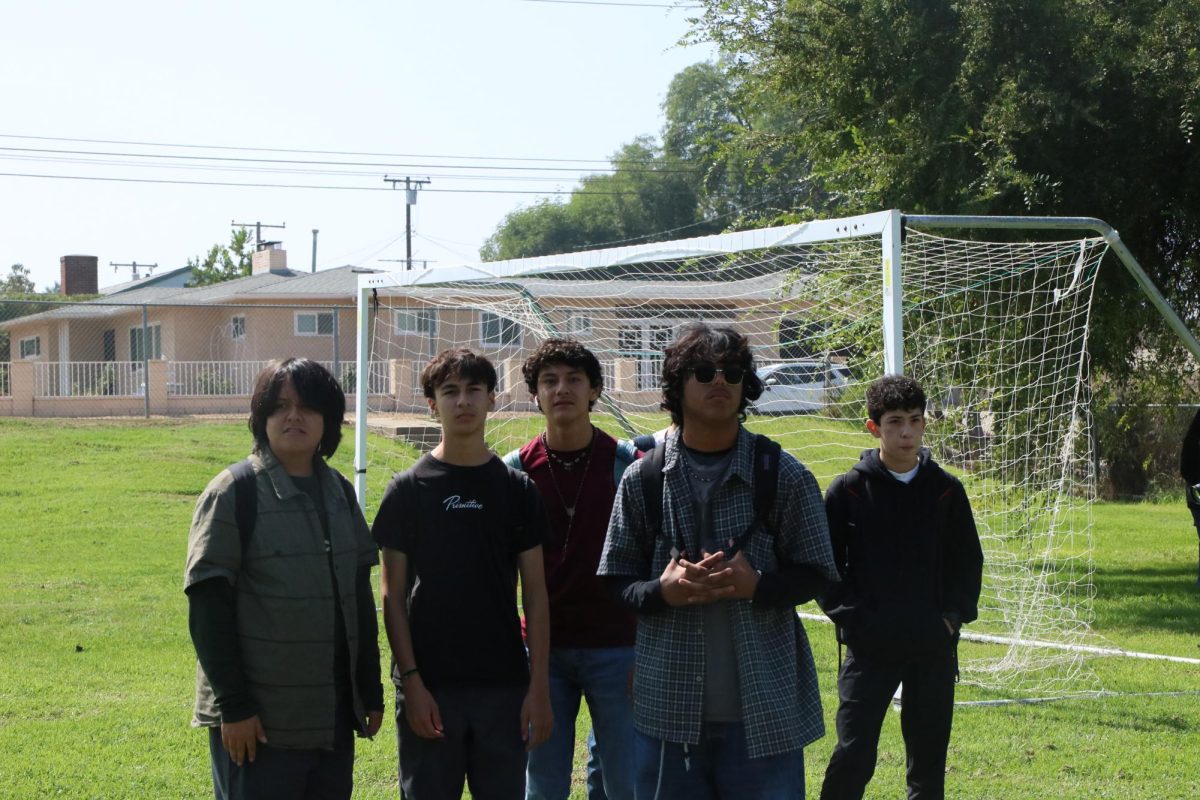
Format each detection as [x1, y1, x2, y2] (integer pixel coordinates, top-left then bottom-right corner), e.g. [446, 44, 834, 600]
[352, 209, 1200, 696]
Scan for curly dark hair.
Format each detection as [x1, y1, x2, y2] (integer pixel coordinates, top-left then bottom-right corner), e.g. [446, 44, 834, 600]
[420, 348, 497, 398]
[865, 374, 927, 423]
[660, 323, 763, 427]
[522, 338, 603, 410]
[249, 358, 345, 458]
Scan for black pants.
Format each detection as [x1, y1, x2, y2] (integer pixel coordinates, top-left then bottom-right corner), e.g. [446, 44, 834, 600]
[208, 694, 356, 800]
[397, 683, 528, 800]
[819, 647, 957, 800]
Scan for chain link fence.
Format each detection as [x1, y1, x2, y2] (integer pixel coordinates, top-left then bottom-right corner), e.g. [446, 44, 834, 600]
[0, 298, 381, 416]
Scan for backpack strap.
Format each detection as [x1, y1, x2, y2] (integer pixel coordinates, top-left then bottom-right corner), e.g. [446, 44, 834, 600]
[722, 435, 781, 559]
[501, 448, 524, 472]
[333, 470, 360, 512]
[751, 434, 782, 534]
[228, 458, 257, 552]
[639, 443, 670, 557]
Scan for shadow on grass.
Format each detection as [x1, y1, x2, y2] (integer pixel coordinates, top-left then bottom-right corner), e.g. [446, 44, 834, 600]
[1093, 564, 1200, 636]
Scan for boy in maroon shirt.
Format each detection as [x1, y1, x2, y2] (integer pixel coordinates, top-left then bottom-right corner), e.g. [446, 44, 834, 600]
[504, 339, 637, 800]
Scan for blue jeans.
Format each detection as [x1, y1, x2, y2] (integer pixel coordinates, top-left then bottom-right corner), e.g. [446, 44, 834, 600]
[632, 723, 804, 800]
[526, 646, 636, 800]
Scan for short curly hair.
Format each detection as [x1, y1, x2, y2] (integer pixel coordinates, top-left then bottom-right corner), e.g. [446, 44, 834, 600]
[660, 323, 763, 427]
[248, 358, 345, 458]
[522, 338, 603, 410]
[420, 348, 497, 398]
[866, 374, 927, 423]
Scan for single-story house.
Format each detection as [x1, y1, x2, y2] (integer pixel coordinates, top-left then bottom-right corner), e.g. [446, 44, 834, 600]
[1, 247, 826, 417]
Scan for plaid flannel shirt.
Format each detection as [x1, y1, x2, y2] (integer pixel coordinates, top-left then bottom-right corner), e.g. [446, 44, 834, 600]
[598, 427, 839, 758]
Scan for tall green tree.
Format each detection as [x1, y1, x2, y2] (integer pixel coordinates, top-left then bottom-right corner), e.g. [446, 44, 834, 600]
[187, 228, 255, 286]
[662, 60, 821, 225]
[690, 0, 1200, 493]
[482, 138, 716, 261]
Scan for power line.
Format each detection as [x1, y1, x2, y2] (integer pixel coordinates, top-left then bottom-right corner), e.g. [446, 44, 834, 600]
[0, 152, 637, 182]
[0, 144, 697, 175]
[0, 132, 626, 167]
[0, 170, 703, 197]
[0, 153, 624, 182]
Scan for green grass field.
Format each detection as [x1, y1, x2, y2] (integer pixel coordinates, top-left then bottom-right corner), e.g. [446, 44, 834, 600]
[1, 417, 1197, 798]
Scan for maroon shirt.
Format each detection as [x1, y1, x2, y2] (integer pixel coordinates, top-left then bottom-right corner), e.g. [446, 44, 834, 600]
[519, 430, 637, 648]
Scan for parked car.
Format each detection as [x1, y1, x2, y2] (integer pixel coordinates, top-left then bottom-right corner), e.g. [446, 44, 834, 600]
[749, 361, 852, 414]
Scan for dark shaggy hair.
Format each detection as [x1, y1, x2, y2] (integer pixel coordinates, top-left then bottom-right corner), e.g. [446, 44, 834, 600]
[660, 323, 763, 427]
[522, 338, 603, 410]
[866, 374, 927, 423]
[420, 348, 497, 398]
[248, 358, 345, 459]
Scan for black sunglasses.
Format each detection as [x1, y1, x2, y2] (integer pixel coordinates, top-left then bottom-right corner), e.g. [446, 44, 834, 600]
[691, 364, 745, 385]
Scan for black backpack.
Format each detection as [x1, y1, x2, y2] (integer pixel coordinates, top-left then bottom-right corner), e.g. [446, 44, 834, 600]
[639, 434, 781, 561]
[228, 458, 358, 549]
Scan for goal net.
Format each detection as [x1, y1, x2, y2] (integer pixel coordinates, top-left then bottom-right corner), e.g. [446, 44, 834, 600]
[355, 210, 1107, 696]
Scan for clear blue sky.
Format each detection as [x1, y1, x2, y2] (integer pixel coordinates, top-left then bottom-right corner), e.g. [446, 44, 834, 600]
[1, 0, 712, 291]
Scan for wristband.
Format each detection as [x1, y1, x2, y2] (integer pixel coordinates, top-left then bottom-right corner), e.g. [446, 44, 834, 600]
[399, 667, 419, 682]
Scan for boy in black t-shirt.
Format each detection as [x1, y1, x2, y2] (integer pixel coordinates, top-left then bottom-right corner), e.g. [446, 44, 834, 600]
[373, 348, 553, 800]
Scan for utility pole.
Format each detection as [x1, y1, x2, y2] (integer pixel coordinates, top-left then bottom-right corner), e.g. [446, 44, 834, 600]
[312, 229, 319, 273]
[110, 261, 158, 280]
[230, 220, 286, 251]
[383, 176, 430, 270]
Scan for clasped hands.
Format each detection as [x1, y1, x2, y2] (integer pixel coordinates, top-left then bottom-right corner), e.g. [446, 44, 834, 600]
[659, 550, 760, 607]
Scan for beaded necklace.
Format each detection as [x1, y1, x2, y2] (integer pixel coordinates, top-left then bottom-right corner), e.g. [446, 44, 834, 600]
[542, 428, 596, 554]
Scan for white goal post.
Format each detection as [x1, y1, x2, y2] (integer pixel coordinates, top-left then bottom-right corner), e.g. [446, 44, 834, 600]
[352, 209, 1200, 695]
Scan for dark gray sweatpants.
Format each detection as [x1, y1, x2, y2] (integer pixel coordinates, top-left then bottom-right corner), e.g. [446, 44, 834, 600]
[397, 683, 528, 800]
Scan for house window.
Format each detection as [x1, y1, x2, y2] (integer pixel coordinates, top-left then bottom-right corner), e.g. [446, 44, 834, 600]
[481, 312, 521, 347]
[19, 336, 41, 359]
[296, 311, 335, 337]
[618, 321, 678, 391]
[394, 309, 437, 336]
[129, 323, 163, 361]
[231, 316, 246, 340]
[567, 314, 593, 336]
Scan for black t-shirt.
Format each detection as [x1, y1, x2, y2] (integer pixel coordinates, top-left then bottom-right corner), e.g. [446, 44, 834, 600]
[372, 454, 546, 690]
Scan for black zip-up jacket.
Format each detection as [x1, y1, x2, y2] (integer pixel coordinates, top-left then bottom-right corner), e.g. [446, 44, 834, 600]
[819, 447, 983, 661]
[1182, 408, 1200, 510]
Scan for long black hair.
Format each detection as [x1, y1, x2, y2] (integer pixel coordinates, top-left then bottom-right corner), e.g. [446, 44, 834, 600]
[248, 357, 345, 458]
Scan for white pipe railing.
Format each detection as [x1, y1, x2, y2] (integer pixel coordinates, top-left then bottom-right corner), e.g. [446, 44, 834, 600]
[33, 361, 144, 397]
[23, 360, 391, 399]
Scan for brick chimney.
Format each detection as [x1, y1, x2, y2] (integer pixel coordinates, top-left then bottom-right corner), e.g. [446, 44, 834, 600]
[61, 255, 99, 295]
[252, 243, 288, 275]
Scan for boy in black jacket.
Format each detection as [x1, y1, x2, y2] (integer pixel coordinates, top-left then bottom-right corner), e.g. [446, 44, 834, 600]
[819, 375, 983, 800]
[1182, 407, 1200, 584]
